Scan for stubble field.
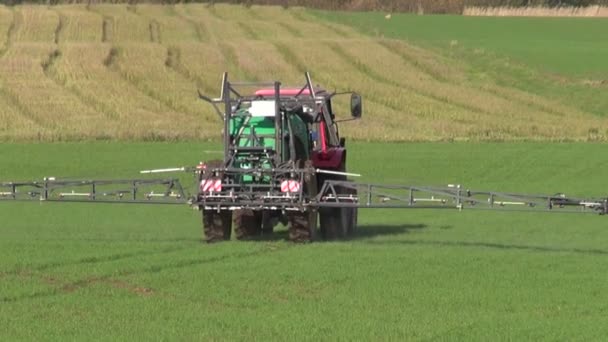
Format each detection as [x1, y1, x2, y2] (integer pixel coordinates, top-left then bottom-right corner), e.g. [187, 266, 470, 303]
[0, 4, 608, 141]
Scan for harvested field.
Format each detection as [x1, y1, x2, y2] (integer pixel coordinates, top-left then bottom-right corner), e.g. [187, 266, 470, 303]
[1, 4, 608, 141]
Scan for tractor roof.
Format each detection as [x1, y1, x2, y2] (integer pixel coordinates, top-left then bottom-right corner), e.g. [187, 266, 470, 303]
[254, 88, 327, 97]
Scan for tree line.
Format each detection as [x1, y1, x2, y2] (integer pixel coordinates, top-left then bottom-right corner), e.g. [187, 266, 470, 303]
[2, 0, 608, 14]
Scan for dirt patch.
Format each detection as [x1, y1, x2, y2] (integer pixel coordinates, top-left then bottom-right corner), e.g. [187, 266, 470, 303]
[13, 271, 155, 297]
[581, 79, 607, 87]
[464, 6, 608, 17]
[101, 16, 113, 43]
[133, 287, 154, 296]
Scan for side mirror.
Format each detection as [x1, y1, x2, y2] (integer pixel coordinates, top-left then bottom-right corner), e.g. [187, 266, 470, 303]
[350, 93, 362, 118]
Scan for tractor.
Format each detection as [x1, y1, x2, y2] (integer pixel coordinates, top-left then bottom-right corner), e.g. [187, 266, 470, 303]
[197, 72, 362, 243]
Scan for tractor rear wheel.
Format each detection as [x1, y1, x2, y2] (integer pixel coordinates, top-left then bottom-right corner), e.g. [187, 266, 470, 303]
[234, 209, 278, 239]
[345, 207, 358, 236]
[319, 207, 349, 240]
[288, 160, 317, 243]
[319, 187, 358, 239]
[202, 209, 232, 243]
[288, 209, 317, 242]
[345, 187, 358, 236]
[234, 209, 262, 240]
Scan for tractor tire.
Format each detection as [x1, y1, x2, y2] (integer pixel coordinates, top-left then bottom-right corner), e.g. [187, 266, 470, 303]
[288, 159, 318, 242]
[344, 187, 358, 236]
[234, 209, 280, 240]
[319, 185, 358, 239]
[260, 210, 277, 234]
[202, 209, 232, 243]
[234, 209, 262, 240]
[288, 209, 317, 242]
[319, 207, 349, 240]
[346, 207, 358, 235]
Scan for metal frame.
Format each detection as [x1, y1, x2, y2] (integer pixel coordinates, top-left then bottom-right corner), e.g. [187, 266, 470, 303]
[0, 178, 186, 204]
[195, 174, 608, 215]
[3, 176, 606, 215]
[195, 166, 314, 211]
[316, 181, 608, 214]
[198, 72, 339, 169]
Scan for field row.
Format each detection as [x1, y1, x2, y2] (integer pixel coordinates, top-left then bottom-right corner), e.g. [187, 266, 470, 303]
[1, 4, 607, 141]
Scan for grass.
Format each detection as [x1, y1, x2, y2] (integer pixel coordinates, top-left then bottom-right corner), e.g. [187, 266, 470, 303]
[2, 4, 608, 339]
[315, 11, 608, 118]
[1, 4, 608, 141]
[1, 142, 608, 340]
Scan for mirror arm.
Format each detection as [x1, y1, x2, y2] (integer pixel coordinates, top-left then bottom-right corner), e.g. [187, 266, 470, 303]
[334, 117, 359, 123]
[328, 91, 354, 99]
[198, 90, 224, 120]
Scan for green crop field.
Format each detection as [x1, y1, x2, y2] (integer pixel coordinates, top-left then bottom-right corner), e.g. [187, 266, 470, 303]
[1, 4, 608, 141]
[2, 3, 608, 340]
[2, 142, 608, 340]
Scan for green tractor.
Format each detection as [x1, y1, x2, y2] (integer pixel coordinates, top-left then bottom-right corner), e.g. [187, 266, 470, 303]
[197, 72, 363, 243]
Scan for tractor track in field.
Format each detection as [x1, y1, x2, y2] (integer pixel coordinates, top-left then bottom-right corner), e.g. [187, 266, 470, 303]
[10, 245, 189, 274]
[204, 5, 261, 44]
[271, 41, 306, 74]
[376, 39, 452, 83]
[269, 38, 425, 116]
[217, 42, 258, 81]
[126, 3, 138, 14]
[164, 46, 215, 94]
[41, 48, 120, 121]
[85, 5, 114, 43]
[149, 19, 162, 44]
[366, 239, 608, 256]
[376, 40, 579, 119]
[53, 12, 66, 44]
[101, 16, 114, 43]
[237, 21, 260, 40]
[290, 9, 353, 39]
[1, 244, 291, 303]
[0, 8, 44, 129]
[0, 7, 18, 59]
[326, 41, 493, 118]
[0, 85, 45, 129]
[270, 40, 413, 115]
[476, 84, 574, 118]
[243, 5, 304, 38]
[276, 37, 474, 120]
[126, 3, 163, 44]
[172, 6, 210, 43]
[276, 21, 304, 38]
[204, 4, 222, 20]
[103, 46, 198, 118]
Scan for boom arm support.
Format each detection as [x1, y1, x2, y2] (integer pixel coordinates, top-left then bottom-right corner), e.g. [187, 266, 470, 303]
[1, 178, 187, 204]
[2, 174, 606, 214]
[317, 181, 608, 215]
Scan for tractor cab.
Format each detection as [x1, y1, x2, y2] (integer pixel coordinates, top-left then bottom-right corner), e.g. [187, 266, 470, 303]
[197, 71, 362, 176]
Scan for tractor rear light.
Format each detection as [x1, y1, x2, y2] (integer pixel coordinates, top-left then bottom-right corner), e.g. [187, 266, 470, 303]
[200, 178, 222, 192]
[280, 180, 301, 193]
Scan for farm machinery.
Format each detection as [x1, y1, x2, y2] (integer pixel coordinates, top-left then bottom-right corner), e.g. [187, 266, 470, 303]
[2, 72, 607, 243]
